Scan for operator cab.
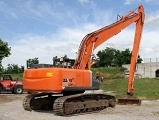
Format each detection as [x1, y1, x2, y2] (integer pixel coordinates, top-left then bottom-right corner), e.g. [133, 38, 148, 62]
[53, 55, 75, 68]
[29, 55, 75, 69]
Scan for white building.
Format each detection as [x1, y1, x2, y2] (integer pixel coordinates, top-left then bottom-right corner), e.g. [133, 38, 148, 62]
[122, 62, 159, 78]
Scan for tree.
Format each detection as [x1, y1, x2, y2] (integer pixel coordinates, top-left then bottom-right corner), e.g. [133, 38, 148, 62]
[4, 64, 24, 74]
[19, 66, 24, 73]
[26, 58, 39, 68]
[12, 64, 19, 73]
[6, 64, 13, 73]
[119, 48, 132, 66]
[96, 47, 117, 67]
[0, 39, 11, 74]
[92, 47, 143, 68]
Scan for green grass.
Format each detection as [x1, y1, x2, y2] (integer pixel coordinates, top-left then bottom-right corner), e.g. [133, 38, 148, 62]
[133, 78, 159, 100]
[100, 78, 159, 100]
[12, 73, 23, 81]
[92, 67, 124, 79]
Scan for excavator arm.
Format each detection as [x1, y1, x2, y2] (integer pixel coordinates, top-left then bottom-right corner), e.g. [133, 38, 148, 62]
[74, 5, 144, 94]
[74, 5, 144, 71]
[127, 7, 145, 95]
[74, 5, 145, 104]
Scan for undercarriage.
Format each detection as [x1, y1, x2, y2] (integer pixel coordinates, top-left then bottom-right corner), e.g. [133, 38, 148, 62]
[22, 92, 116, 116]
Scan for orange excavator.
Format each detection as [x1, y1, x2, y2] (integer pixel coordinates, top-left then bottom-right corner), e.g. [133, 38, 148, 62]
[22, 5, 145, 115]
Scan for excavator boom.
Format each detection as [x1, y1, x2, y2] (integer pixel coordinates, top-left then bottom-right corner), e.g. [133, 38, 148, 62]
[74, 5, 144, 71]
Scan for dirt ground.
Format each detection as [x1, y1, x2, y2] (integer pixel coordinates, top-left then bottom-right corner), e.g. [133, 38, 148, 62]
[0, 93, 159, 120]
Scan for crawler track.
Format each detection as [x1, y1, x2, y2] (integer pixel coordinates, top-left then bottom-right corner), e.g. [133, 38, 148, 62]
[23, 94, 33, 111]
[23, 93, 59, 111]
[23, 93, 116, 116]
[53, 93, 116, 116]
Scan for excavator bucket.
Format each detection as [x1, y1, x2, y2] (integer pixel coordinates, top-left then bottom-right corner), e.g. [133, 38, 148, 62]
[117, 96, 141, 105]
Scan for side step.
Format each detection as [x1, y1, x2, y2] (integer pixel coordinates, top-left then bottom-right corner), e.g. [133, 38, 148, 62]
[117, 97, 141, 105]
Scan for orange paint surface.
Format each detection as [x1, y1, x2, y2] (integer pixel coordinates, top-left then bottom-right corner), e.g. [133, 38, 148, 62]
[23, 68, 91, 92]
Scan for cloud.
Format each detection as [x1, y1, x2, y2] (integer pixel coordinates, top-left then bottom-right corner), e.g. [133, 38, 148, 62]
[0, 0, 66, 24]
[78, 0, 90, 4]
[78, 0, 96, 8]
[139, 30, 159, 59]
[145, 0, 159, 5]
[2, 23, 99, 68]
[124, 0, 134, 5]
[145, 12, 159, 27]
[24, 1, 57, 18]
[3, 20, 159, 68]
[123, 0, 151, 5]
[145, 0, 151, 2]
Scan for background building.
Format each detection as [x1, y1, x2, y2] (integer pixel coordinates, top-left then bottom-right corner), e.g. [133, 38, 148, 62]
[122, 58, 159, 78]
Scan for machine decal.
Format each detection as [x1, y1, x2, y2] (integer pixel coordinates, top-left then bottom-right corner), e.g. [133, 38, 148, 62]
[46, 72, 53, 77]
[62, 78, 73, 87]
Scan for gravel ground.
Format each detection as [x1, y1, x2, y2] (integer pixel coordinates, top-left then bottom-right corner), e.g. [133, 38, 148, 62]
[0, 93, 159, 120]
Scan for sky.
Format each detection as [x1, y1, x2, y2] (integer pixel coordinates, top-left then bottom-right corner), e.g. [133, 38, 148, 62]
[0, 0, 159, 68]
